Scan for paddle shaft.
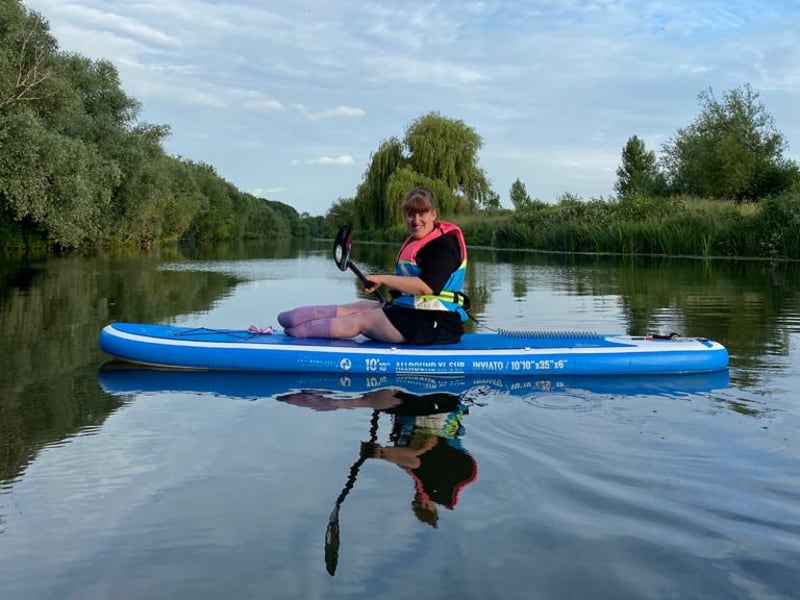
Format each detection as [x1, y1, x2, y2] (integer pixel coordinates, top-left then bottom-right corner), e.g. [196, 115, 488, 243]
[333, 225, 385, 302]
[324, 410, 380, 576]
[347, 260, 369, 287]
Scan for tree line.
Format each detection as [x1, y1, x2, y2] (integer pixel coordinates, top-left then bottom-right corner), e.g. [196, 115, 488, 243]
[324, 84, 800, 259]
[1, 0, 305, 253]
[613, 85, 799, 201]
[4, 0, 800, 259]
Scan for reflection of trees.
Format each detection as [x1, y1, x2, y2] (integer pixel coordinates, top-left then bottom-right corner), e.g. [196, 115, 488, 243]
[488, 250, 800, 387]
[0, 255, 241, 483]
[0, 261, 44, 300]
[180, 237, 300, 261]
[602, 258, 797, 373]
[511, 271, 528, 301]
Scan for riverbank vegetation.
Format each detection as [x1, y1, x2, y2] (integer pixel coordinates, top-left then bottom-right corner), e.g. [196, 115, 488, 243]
[1, 1, 306, 253]
[2, 1, 799, 259]
[326, 84, 800, 260]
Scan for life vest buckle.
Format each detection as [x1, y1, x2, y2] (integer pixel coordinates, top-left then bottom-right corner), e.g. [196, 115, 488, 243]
[449, 291, 471, 311]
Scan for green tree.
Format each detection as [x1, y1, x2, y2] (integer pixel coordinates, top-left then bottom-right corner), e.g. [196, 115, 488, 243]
[155, 156, 204, 242]
[662, 85, 798, 201]
[614, 135, 666, 198]
[102, 123, 174, 245]
[483, 190, 501, 210]
[1, 2, 175, 250]
[261, 197, 305, 237]
[327, 196, 356, 231]
[0, 1, 58, 110]
[384, 166, 459, 224]
[0, 0, 314, 252]
[0, 109, 118, 249]
[184, 162, 235, 242]
[353, 113, 492, 229]
[354, 137, 404, 229]
[56, 54, 140, 139]
[510, 178, 532, 211]
[404, 112, 490, 209]
[233, 191, 286, 240]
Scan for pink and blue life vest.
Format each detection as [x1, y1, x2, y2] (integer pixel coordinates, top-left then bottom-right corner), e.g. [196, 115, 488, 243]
[392, 221, 469, 322]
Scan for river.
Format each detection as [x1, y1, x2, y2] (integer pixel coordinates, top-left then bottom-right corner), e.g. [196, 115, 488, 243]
[1, 240, 798, 599]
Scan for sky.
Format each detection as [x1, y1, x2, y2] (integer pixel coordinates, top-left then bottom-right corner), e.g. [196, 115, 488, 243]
[22, 0, 800, 216]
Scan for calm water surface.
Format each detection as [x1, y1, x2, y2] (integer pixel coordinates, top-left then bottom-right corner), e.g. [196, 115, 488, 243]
[1, 241, 799, 600]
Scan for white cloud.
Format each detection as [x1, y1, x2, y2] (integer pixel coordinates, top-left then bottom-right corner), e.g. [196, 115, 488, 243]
[248, 99, 284, 110]
[306, 106, 366, 120]
[56, 2, 179, 46]
[365, 55, 483, 86]
[305, 155, 355, 166]
[239, 91, 285, 111]
[115, 59, 227, 108]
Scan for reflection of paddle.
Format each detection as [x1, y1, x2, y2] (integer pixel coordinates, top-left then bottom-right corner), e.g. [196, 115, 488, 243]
[332, 224, 385, 302]
[324, 410, 380, 576]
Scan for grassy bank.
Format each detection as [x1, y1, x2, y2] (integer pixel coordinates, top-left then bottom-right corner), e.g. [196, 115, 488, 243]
[453, 188, 800, 260]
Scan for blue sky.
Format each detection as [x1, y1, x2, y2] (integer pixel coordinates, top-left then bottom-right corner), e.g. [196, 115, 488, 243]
[24, 0, 800, 216]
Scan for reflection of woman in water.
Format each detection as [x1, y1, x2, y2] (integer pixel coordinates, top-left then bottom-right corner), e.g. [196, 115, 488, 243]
[276, 387, 478, 527]
[374, 390, 477, 527]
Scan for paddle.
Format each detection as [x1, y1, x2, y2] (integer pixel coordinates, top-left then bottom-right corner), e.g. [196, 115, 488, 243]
[324, 409, 380, 576]
[333, 224, 385, 302]
[333, 224, 369, 285]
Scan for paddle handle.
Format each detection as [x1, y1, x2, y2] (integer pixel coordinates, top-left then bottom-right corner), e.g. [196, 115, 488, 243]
[347, 260, 369, 286]
[348, 260, 385, 302]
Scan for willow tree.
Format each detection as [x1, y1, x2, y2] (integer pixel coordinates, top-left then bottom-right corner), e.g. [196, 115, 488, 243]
[384, 166, 460, 224]
[404, 112, 490, 210]
[352, 112, 492, 230]
[354, 137, 403, 229]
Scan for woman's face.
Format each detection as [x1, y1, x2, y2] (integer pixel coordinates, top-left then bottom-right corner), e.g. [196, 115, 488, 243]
[405, 207, 437, 239]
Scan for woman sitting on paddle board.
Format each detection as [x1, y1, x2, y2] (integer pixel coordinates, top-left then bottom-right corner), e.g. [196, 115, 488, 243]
[278, 186, 468, 344]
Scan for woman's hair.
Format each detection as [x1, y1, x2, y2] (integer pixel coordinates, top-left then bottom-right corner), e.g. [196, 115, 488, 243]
[402, 187, 435, 214]
[412, 493, 439, 528]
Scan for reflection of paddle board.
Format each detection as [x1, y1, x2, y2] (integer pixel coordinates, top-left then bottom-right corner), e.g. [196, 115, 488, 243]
[96, 364, 730, 401]
[98, 322, 729, 376]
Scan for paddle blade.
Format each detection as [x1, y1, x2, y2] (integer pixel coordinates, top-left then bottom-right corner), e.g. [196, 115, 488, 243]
[332, 224, 383, 301]
[324, 506, 341, 576]
[333, 224, 353, 272]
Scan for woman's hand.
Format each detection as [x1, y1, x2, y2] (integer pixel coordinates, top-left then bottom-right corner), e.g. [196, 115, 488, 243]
[363, 275, 383, 295]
